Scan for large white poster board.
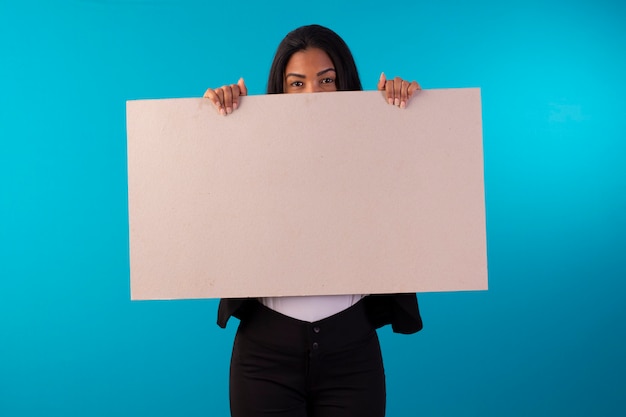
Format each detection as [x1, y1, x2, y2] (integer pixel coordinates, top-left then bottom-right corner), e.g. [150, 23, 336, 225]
[127, 89, 486, 300]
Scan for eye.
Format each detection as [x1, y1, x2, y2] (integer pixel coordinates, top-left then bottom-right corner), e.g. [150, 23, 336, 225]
[290, 81, 304, 87]
[321, 77, 335, 84]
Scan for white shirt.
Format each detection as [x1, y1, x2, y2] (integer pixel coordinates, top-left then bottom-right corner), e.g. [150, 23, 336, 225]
[259, 294, 365, 322]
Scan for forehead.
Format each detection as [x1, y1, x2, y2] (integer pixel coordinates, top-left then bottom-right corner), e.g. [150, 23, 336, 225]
[285, 48, 334, 73]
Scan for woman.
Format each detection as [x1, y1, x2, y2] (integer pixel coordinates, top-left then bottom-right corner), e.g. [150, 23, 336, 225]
[204, 24, 423, 417]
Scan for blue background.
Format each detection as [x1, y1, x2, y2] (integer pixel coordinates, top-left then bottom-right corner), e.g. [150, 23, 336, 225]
[1, 0, 625, 416]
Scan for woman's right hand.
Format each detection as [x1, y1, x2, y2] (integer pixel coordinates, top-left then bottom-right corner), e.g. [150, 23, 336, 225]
[203, 78, 248, 116]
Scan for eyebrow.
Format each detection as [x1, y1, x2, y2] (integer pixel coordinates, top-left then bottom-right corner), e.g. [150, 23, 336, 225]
[285, 68, 336, 78]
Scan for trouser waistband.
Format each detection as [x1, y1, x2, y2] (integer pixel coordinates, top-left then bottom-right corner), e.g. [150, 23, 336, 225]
[238, 299, 374, 355]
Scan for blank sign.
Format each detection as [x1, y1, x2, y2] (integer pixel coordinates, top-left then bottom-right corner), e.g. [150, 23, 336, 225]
[126, 89, 486, 300]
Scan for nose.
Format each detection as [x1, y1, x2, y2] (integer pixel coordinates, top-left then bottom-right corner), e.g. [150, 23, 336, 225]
[304, 83, 322, 93]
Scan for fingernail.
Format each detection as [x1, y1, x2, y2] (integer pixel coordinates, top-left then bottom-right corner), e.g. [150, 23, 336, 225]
[400, 101, 406, 109]
[388, 98, 393, 105]
[220, 107, 226, 116]
[226, 107, 232, 114]
[233, 102, 238, 110]
[394, 98, 400, 106]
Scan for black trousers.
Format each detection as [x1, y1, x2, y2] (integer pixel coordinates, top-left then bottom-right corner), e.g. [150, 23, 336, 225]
[229, 300, 386, 417]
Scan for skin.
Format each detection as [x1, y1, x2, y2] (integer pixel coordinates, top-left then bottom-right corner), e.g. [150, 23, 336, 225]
[203, 47, 421, 115]
[283, 47, 338, 94]
[377, 72, 421, 109]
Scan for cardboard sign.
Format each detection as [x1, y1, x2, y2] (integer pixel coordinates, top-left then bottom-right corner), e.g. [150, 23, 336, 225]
[127, 89, 486, 300]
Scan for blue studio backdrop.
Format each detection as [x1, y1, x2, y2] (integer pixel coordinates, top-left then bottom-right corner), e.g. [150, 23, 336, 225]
[1, 0, 625, 416]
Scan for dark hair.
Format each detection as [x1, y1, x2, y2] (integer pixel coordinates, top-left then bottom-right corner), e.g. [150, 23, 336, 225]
[266, 25, 362, 94]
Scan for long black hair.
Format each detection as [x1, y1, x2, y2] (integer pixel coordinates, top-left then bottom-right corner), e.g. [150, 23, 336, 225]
[266, 25, 362, 94]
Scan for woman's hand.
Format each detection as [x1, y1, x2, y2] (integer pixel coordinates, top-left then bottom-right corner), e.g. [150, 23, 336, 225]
[203, 78, 248, 116]
[377, 73, 421, 109]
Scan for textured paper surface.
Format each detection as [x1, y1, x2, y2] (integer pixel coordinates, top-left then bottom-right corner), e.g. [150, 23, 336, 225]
[126, 89, 486, 300]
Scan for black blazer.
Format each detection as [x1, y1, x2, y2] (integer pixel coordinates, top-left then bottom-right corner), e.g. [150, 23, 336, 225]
[217, 293, 422, 334]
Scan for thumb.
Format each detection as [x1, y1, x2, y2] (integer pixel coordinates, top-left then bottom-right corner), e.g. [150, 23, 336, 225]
[238, 77, 248, 96]
[377, 72, 387, 90]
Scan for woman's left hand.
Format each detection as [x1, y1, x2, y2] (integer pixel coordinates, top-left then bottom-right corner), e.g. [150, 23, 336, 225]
[377, 73, 421, 109]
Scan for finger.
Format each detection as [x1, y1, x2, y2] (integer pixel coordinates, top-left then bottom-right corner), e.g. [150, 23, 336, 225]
[393, 76, 403, 107]
[404, 81, 422, 108]
[233, 78, 247, 110]
[400, 80, 410, 108]
[237, 78, 248, 96]
[378, 73, 394, 105]
[385, 78, 395, 105]
[377, 72, 387, 91]
[408, 81, 421, 98]
[204, 88, 226, 115]
[222, 85, 234, 114]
